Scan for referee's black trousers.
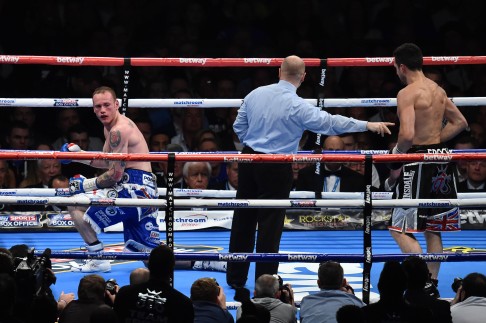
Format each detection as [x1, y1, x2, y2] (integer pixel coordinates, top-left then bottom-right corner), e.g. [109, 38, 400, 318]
[226, 146, 293, 287]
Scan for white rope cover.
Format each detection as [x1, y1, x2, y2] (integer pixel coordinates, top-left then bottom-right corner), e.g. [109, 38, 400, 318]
[0, 97, 484, 108]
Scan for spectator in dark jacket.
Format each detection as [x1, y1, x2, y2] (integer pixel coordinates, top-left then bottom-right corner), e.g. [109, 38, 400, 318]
[113, 245, 194, 323]
[191, 277, 234, 323]
[402, 256, 452, 322]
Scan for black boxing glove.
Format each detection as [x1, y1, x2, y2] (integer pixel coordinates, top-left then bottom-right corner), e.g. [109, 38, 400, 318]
[386, 146, 404, 170]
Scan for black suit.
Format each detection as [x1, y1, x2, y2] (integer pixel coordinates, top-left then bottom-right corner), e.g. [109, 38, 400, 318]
[404, 289, 452, 322]
[296, 164, 365, 193]
[456, 180, 486, 193]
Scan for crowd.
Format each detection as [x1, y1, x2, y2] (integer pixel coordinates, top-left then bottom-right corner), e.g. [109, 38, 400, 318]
[0, 2, 483, 195]
[0, 1, 486, 323]
[0, 105, 484, 199]
[2, 244, 486, 323]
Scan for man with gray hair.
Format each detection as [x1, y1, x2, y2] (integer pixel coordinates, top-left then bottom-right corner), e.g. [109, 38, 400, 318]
[236, 274, 297, 323]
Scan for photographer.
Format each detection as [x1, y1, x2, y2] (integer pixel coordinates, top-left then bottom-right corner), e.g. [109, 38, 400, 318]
[236, 274, 297, 323]
[450, 273, 486, 323]
[10, 244, 59, 323]
[190, 277, 234, 323]
[59, 274, 117, 323]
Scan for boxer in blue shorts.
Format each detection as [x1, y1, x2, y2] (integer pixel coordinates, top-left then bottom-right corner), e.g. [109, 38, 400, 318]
[63, 86, 159, 272]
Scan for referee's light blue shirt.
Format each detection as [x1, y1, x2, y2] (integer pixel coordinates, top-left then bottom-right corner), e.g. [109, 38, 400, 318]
[233, 80, 368, 154]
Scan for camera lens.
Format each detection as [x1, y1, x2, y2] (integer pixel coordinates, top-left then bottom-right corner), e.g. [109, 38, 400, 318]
[106, 278, 117, 295]
[451, 277, 462, 293]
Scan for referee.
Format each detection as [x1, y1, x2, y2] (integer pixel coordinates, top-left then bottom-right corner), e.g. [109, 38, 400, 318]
[226, 55, 394, 288]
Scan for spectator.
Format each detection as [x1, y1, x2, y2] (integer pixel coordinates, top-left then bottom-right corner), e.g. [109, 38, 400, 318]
[89, 305, 118, 323]
[61, 125, 99, 178]
[66, 124, 95, 151]
[299, 261, 364, 323]
[197, 137, 227, 187]
[296, 136, 369, 193]
[49, 174, 69, 189]
[149, 132, 171, 175]
[20, 159, 62, 188]
[237, 299, 271, 323]
[290, 162, 309, 191]
[0, 159, 15, 189]
[171, 107, 204, 151]
[339, 133, 381, 187]
[9, 244, 59, 323]
[5, 121, 31, 185]
[49, 174, 68, 188]
[214, 161, 238, 191]
[457, 161, 486, 192]
[129, 268, 150, 285]
[183, 161, 212, 190]
[469, 123, 485, 148]
[402, 256, 452, 322]
[450, 272, 486, 323]
[336, 305, 365, 323]
[0, 273, 23, 323]
[134, 117, 153, 145]
[453, 135, 477, 184]
[192, 128, 218, 151]
[52, 109, 103, 151]
[362, 260, 429, 322]
[59, 274, 113, 323]
[191, 277, 234, 323]
[5, 120, 31, 150]
[9, 106, 45, 146]
[0, 249, 13, 275]
[113, 245, 194, 323]
[149, 132, 171, 152]
[219, 107, 243, 152]
[236, 274, 297, 323]
[155, 143, 186, 189]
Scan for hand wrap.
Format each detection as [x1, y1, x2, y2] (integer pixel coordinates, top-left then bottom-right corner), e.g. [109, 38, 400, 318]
[69, 174, 98, 194]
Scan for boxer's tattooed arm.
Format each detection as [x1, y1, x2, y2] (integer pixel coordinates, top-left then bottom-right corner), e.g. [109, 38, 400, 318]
[97, 160, 126, 187]
[109, 130, 122, 152]
[96, 129, 127, 187]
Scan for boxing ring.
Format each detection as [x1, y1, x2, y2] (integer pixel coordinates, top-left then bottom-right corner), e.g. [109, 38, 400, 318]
[1, 54, 486, 306]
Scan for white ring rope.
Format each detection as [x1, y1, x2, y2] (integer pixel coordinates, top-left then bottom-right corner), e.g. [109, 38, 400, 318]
[1, 187, 485, 200]
[1, 195, 485, 209]
[0, 97, 484, 108]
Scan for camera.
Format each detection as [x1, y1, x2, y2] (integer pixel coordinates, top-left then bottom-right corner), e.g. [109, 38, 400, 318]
[274, 274, 292, 304]
[14, 248, 55, 297]
[452, 277, 463, 293]
[106, 278, 118, 295]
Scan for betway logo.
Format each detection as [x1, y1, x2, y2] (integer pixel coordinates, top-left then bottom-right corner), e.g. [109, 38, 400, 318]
[244, 58, 272, 64]
[419, 254, 449, 261]
[56, 57, 85, 64]
[179, 58, 207, 65]
[0, 55, 19, 63]
[287, 255, 317, 261]
[219, 254, 248, 261]
[365, 57, 394, 64]
[431, 56, 459, 63]
[293, 156, 322, 163]
[424, 155, 452, 161]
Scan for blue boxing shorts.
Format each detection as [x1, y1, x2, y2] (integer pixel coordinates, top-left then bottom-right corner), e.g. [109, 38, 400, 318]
[389, 144, 460, 233]
[83, 169, 160, 252]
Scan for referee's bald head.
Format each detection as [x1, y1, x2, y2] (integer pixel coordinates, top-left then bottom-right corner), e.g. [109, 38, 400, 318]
[280, 55, 305, 83]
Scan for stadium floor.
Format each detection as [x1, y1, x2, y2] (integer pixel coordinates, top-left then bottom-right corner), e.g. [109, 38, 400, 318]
[1, 229, 484, 314]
